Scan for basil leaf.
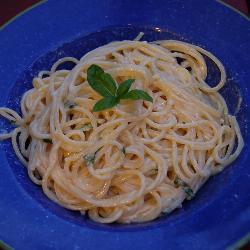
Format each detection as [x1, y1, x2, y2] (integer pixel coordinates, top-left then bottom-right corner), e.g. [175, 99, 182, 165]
[87, 64, 117, 97]
[93, 97, 118, 112]
[121, 89, 153, 102]
[100, 73, 117, 95]
[117, 79, 135, 97]
[87, 64, 153, 111]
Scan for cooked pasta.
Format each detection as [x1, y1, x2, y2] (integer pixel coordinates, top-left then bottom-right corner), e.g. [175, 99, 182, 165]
[0, 39, 243, 223]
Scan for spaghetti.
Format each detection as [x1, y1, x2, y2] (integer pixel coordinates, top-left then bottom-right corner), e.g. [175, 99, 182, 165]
[0, 39, 244, 223]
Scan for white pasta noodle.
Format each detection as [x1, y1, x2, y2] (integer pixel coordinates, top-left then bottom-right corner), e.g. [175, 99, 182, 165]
[0, 39, 244, 224]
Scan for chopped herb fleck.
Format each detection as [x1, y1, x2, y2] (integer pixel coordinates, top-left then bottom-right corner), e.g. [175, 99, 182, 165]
[121, 146, 126, 154]
[43, 138, 53, 144]
[174, 177, 185, 186]
[10, 120, 16, 125]
[64, 101, 77, 109]
[183, 186, 194, 200]
[151, 169, 158, 175]
[174, 177, 194, 200]
[83, 154, 95, 166]
[83, 147, 102, 166]
[81, 123, 93, 131]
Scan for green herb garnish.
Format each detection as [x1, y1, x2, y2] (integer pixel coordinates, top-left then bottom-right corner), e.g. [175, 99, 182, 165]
[83, 147, 102, 166]
[64, 101, 77, 109]
[121, 146, 126, 154]
[87, 64, 153, 112]
[10, 120, 16, 125]
[150, 169, 158, 175]
[83, 154, 96, 166]
[43, 138, 53, 144]
[174, 177, 194, 200]
[183, 186, 195, 200]
[81, 123, 93, 131]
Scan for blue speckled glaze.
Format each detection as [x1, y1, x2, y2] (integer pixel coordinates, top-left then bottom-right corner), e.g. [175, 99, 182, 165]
[0, 1, 249, 250]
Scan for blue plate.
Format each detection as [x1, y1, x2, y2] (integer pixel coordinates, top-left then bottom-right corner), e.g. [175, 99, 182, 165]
[0, 1, 249, 249]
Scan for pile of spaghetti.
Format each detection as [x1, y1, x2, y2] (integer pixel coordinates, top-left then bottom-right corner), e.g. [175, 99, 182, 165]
[0, 39, 243, 223]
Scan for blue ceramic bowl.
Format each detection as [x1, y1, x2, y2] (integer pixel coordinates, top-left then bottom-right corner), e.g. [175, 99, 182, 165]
[0, 1, 249, 249]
